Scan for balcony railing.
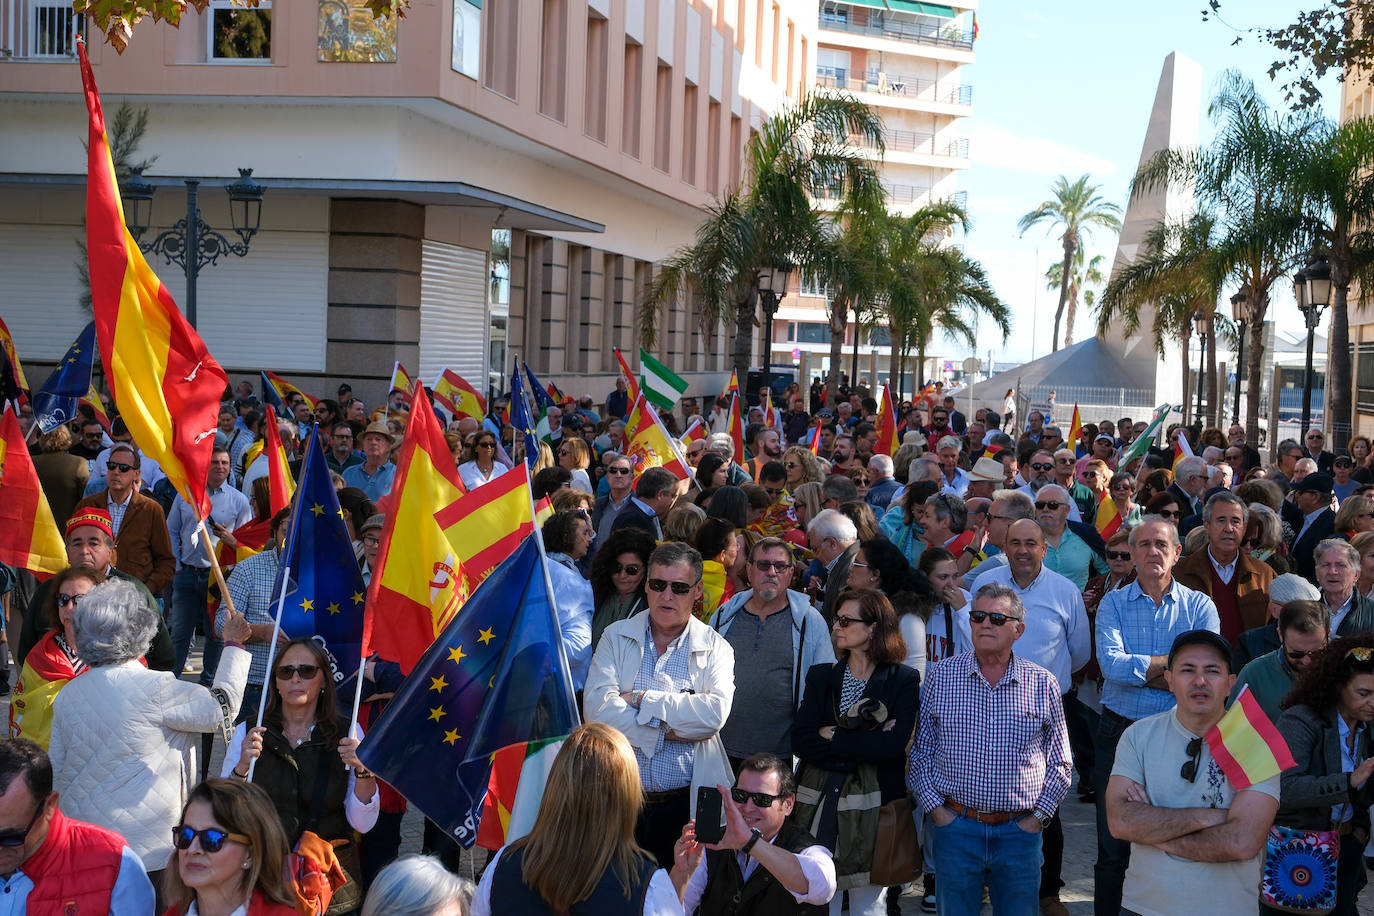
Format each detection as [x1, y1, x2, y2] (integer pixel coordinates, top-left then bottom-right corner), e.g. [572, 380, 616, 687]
[848, 128, 970, 159]
[818, 14, 975, 51]
[816, 183, 967, 210]
[1, 0, 85, 59]
[816, 69, 974, 107]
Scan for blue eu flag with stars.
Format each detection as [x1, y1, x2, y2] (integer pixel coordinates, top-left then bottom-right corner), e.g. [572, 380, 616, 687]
[273, 426, 367, 683]
[356, 535, 579, 847]
[510, 363, 540, 469]
[33, 322, 96, 434]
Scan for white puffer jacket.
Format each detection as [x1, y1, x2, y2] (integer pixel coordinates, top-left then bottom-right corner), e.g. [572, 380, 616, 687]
[49, 645, 250, 870]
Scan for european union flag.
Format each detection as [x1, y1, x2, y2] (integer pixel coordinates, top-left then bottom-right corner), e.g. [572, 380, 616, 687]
[509, 363, 540, 469]
[273, 425, 367, 684]
[356, 535, 579, 847]
[32, 323, 96, 434]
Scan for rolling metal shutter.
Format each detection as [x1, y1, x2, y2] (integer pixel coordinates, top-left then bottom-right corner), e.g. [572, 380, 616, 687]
[420, 239, 489, 385]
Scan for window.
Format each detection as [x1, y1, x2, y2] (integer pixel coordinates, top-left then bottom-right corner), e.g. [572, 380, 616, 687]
[706, 101, 722, 191]
[653, 64, 672, 173]
[584, 13, 608, 141]
[1359, 343, 1374, 412]
[799, 271, 833, 299]
[484, 0, 520, 98]
[820, 4, 848, 27]
[729, 116, 742, 187]
[539, 0, 567, 121]
[795, 323, 831, 344]
[30, 4, 84, 57]
[622, 40, 643, 158]
[868, 327, 891, 346]
[682, 84, 699, 185]
[210, 0, 270, 60]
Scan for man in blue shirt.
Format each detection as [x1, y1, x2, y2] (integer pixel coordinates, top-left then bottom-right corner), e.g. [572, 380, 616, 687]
[1092, 516, 1220, 916]
[342, 420, 397, 501]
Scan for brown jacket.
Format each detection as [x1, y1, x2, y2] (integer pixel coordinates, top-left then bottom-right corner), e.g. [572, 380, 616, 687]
[72, 490, 176, 595]
[1172, 548, 1275, 633]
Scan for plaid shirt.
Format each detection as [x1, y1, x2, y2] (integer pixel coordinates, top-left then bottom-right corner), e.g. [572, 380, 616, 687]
[909, 652, 1072, 819]
[632, 620, 696, 792]
[106, 488, 134, 538]
[220, 547, 281, 685]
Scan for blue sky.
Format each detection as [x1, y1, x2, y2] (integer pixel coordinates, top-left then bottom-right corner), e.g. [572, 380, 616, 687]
[954, 0, 1339, 368]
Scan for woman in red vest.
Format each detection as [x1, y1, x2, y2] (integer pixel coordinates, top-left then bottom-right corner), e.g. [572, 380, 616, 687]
[9, 566, 104, 748]
[161, 778, 296, 916]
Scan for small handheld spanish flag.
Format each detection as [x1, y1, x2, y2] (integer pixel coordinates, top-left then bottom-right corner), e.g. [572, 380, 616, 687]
[1205, 684, 1296, 790]
[805, 420, 823, 456]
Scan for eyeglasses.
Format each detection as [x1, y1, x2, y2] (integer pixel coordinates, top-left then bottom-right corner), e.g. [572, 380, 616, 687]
[1029, 462, 1053, 471]
[476, 441, 496, 449]
[752, 559, 792, 573]
[606, 467, 632, 475]
[731, 787, 786, 808]
[832, 615, 868, 628]
[55, 592, 85, 608]
[362, 535, 381, 547]
[1106, 550, 1132, 562]
[1034, 501, 1065, 511]
[171, 825, 250, 853]
[1284, 645, 1324, 662]
[1307, 434, 1324, 441]
[614, 563, 642, 576]
[969, 610, 1021, 626]
[106, 461, 135, 473]
[646, 578, 698, 595]
[1082, 472, 1099, 480]
[0, 804, 46, 848]
[1110, 483, 1133, 492]
[1158, 509, 1181, 519]
[274, 664, 322, 680]
[1180, 735, 1203, 783]
[783, 461, 800, 469]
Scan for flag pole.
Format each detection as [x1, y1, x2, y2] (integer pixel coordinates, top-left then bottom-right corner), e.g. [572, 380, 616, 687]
[522, 464, 581, 726]
[195, 517, 238, 619]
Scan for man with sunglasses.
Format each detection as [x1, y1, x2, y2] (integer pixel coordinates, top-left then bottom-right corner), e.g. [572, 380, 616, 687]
[674, 752, 837, 914]
[609, 467, 678, 542]
[68, 418, 107, 460]
[1303, 427, 1336, 474]
[1051, 448, 1097, 521]
[1106, 629, 1280, 916]
[0, 738, 154, 912]
[1092, 518, 1220, 916]
[910, 584, 1072, 916]
[1033, 485, 1107, 591]
[593, 454, 637, 543]
[86, 417, 166, 495]
[586, 542, 735, 868]
[1231, 599, 1328, 720]
[72, 443, 176, 597]
[710, 539, 834, 771]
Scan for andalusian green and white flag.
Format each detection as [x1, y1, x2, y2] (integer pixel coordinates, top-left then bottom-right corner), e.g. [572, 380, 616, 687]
[639, 350, 688, 410]
[1118, 403, 1175, 468]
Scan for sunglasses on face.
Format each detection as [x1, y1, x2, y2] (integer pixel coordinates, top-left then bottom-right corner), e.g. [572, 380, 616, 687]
[753, 559, 791, 573]
[476, 441, 496, 449]
[647, 578, 697, 595]
[614, 563, 642, 576]
[969, 610, 1021, 626]
[1158, 509, 1181, 519]
[0, 805, 45, 848]
[1284, 645, 1323, 662]
[274, 664, 322, 681]
[171, 825, 250, 853]
[106, 461, 135, 473]
[1106, 550, 1132, 562]
[1111, 483, 1133, 492]
[1180, 735, 1203, 783]
[731, 787, 786, 808]
[55, 592, 85, 608]
[1035, 501, 1065, 511]
[606, 467, 632, 475]
[832, 614, 868, 628]
[1029, 462, 1053, 471]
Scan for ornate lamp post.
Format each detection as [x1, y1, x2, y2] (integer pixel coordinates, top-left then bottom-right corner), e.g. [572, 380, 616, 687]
[1296, 257, 1332, 437]
[755, 260, 795, 404]
[119, 168, 266, 328]
[1230, 286, 1249, 426]
[1193, 311, 1208, 424]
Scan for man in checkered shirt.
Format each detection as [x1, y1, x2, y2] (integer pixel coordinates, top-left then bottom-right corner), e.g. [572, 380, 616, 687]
[909, 582, 1072, 916]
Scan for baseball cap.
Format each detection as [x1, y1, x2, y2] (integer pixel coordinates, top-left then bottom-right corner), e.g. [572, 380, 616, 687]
[1292, 472, 1334, 495]
[1167, 629, 1232, 672]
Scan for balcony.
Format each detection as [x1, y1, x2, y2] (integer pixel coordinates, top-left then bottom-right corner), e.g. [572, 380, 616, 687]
[1, 0, 85, 59]
[818, 11, 974, 51]
[865, 128, 969, 159]
[814, 183, 968, 210]
[817, 69, 974, 108]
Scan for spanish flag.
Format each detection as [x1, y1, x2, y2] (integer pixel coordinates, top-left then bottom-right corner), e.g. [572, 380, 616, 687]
[1172, 428, 1196, 472]
[390, 362, 416, 406]
[720, 368, 739, 404]
[805, 419, 822, 455]
[1095, 493, 1124, 540]
[613, 346, 642, 403]
[81, 384, 111, 433]
[80, 39, 227, 519]
[1068, 404, 1082, 449]
[0, 317, 29, 393]
[0, 406, 66, 578]
[262, 406, 296, 512]
[726, 392, 745, 465]
[432, 369, 487, 420]
[434, 464, 553, 590]
[364, 386, 469, 674]
[623, 393, 690, 482]
[875, 383, 900, 456]
[680, 418, 707, 448]
[262, 370, 317, 410]
[1206, 685, 1296, 790]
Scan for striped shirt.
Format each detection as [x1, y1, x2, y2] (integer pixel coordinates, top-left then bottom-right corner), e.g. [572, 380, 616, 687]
[106, 489, 134, 538]
[219, 547, 282, 686]
[632, 620, 696, 792]
[910, 651, 1071, 820]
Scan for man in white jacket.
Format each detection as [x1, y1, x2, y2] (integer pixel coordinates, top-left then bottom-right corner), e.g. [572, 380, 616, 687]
[585, 542, 736, 870]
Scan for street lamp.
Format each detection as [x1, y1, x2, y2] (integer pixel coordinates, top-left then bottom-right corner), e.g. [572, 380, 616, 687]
[1295, 258, 1331, 437]
[755, 260, 794, 405]
[1193, 311, 1208, 423]
[119, 167, 266, 328]
[1230, 286, 1249, 426]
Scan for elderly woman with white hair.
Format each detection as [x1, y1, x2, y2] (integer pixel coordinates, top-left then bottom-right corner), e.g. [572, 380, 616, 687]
[48, 578, 253, 888]
[363, 855, 475, 916]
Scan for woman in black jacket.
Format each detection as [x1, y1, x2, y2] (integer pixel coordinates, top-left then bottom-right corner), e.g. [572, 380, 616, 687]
[1269, 635, 1374, 916]
[791, 588, 919, 916]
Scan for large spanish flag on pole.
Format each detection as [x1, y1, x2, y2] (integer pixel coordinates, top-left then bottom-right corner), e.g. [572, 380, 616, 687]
[80, 40, 227, 518]
[261, 406, 297, 513]
[0, 407, 66, 578]
[875, 383, 899, 456]
[622, 393, 690, 483]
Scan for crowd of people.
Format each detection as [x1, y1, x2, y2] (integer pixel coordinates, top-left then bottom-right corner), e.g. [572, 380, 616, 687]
[4, 371, 1374, 916]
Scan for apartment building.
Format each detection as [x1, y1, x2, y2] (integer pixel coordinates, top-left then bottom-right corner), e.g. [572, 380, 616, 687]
[1339, 67, 1374, 440]
[779, 0, 975, 391]
[0, 0, 815, 404]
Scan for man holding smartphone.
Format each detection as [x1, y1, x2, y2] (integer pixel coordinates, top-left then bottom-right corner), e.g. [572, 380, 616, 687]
[672, 753, 837, 913]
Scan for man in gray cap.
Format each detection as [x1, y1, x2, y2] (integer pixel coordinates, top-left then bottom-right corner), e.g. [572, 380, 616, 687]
[1232, 573, 1321, 671]
[359, 514, 384, 584]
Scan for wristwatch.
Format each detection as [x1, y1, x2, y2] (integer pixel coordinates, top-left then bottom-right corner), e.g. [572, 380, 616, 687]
[1034, 810, 1053, 830]
[741, 827, 763, 856]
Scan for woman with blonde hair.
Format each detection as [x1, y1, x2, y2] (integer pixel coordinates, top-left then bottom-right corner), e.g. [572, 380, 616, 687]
[471, 722, 678, 914]
[557, 436, 595, 493]
[1353, 530, 1374, 601]
[783, 446, 825, 489]
[161, 778, 296, 916]
[1334, 494, 1374, 539]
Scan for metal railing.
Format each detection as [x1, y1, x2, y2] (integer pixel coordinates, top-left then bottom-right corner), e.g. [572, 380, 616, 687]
[814, 184, 967, 210]
[1016, 386, 1158, 428]
[1, 1, 85, 59]
[816, 69, 973, 106]
[817, 14, 975, 50]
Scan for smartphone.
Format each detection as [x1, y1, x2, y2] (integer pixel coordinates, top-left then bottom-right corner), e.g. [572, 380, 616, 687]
[695, 785, 725, 845]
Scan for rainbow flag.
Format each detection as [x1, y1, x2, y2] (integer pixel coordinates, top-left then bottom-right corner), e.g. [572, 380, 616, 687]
[262, 370, 317, 410]
[475, 736, 566, 850]
[1095, 493, 1123, 540]
[613, 346, 642, 403]
[623, 393, 690, 483]
[1206, 685, 1296, 790]
[0, 406, 66, 578]
[82, 39, 228, 519]
[1067, 404, 1082, 448]
[432, 369, 487, 420]
[726, 392, 745, 465]
[433, 464, 553, 589]
[875, 383, 899, 456]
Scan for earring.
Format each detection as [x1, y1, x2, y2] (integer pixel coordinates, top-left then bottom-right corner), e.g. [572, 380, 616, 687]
[243, 859, 251, 869]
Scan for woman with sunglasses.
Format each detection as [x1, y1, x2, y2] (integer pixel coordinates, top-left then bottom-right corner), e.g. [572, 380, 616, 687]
[1144, 492, 1186, 530]
[783, 446, 825, 489]
[10, 566, 105, 748]
[457, 431, 504, 491]
[791, 588, 918, 916]
[589, 528, 655, 648]
[225, 638, 378, 914]
[557, 436, 595, 494]
[847, 538, 934, 678]
[1269, 636, 1374, 916]
[162, 778, 296, 916]
[1105, 472, 1143, 530]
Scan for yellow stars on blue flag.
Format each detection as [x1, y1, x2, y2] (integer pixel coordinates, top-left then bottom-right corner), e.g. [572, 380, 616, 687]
[477, 628, 496, 646]
[430, 674, 449, 692]
[300, 598, 314, 613]
[428, 706, 446, 722]
[352, 591, 365, 606]
[310, 503, 325, 516]
[442, 729, 461, 745]
[448, 645, 467, 664]
[326, 601, 341, 616]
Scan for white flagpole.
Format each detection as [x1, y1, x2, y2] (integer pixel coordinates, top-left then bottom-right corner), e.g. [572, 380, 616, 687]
[246, 558, 290, 781]
[524, 465, 581, 725]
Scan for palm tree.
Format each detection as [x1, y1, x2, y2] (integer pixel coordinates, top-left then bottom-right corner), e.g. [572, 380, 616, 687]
[1288, 116, 1374, 451]
[1130, 72, 1316, 442]
[1098, 210, 1230, 427]
[639, 94, 884, 388]
[1018, 175, 1122, 353]
[1044, 251, 1106, 347]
